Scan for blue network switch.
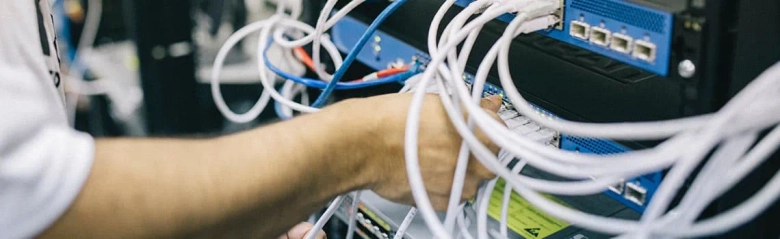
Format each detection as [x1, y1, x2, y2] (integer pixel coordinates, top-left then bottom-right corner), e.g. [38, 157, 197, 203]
[331, 13, 661, 212]
[452, 0, 674, 76]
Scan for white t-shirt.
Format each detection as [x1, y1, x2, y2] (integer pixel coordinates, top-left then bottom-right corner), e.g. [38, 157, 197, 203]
[1, 1, 95, 238]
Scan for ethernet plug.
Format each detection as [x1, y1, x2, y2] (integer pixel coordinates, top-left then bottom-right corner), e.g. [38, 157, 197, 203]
[501, 0, 560, 19]
[518, 15, 560, 34]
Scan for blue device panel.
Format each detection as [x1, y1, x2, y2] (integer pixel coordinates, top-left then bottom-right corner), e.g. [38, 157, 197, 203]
[331, 13, 661, 212]
[453, 0, 674, 76]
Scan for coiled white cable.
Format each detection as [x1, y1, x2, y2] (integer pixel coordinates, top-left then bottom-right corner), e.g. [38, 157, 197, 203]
[210, 10, 352, 122]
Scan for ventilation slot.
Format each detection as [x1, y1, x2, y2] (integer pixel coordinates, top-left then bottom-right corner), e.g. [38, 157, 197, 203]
[565, 135, 626, 154]
[571, 0, 666, 34]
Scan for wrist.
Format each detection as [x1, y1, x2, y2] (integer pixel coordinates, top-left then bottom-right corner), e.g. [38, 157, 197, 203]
[320, 98, 384, 191]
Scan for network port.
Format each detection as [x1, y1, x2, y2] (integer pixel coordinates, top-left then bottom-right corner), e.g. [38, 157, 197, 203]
[625, 182, 647, 206]
[633, 40, 657, 62]
[569, 21, 590, 41]
[610, 33, 633, 54]
[553, 0, 564, 30]
[589, 27, 611, 47]
[608, 181, 625, 194]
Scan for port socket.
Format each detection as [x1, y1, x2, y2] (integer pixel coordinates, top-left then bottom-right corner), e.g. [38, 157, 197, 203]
[569, 21, 590, 41]
[589, 27, 611, 47]
[553, 0, 565, 30]
[633, 40, 657, 62]
[625, 182, 647, 205]
[610, 33, 633, 54]
[608, 181, 625, 194]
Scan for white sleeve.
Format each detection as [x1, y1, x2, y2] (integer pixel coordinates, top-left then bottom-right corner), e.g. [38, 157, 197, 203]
[0, 1, 96, 238]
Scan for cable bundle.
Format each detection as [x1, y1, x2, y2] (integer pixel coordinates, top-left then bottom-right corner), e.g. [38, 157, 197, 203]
[402, 0, 780, 238]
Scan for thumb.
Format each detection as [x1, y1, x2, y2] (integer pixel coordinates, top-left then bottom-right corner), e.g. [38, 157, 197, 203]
[279, 222, 326, 239]
[480, 95, 503, 112]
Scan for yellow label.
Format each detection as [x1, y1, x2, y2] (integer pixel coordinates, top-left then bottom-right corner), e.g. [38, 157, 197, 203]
[487, 179, 570, 238]
[358, 204, 391, 231]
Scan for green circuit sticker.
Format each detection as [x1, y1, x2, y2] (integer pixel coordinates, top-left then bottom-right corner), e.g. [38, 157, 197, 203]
[488, 179, 570, 238]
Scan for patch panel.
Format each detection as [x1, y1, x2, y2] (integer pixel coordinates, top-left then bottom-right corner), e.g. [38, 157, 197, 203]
[331, 12, 661, 212]
[451, 0, 674, 76]
[336, 195, 393, 239]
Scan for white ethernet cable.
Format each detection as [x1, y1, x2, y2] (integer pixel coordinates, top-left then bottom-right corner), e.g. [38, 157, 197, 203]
[477, 179, 498, 239]
[457, 205, 475, 239]
[272, 0, 365, 49]
[255, 16, 321, 111]
[272, 0, 366, 81]
[278, 81, 310, 118]
[631, 132, 758, 238]
[501, 159, 526, 238]
[211, 0, 372, 123]
[392, 208, 418, 239]
[438, 1, 510, 232]
[345, 191, 361, 239]
[210, 3, 354, 123]
[305, 196, 345, 239]
[311, 0, 367, 80]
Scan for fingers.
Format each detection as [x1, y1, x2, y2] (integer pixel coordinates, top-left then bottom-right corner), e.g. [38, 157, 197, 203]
[480, 95, 503, 112]
[461, 177, 482, 201]
[279, 222, 326, 239]
[468, 155, 497, 180]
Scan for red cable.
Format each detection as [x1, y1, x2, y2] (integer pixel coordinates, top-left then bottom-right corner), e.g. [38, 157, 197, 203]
[292, 46, 408, 82]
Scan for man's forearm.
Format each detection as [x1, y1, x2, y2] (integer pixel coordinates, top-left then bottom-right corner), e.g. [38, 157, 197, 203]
[41, 100, 378, 238]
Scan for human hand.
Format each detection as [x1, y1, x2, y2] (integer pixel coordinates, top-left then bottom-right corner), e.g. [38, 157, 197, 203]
[277, 222, 326, 239]
[343, 93, 502, 210]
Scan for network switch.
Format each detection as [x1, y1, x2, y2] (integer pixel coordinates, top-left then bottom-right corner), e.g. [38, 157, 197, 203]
[449, 0, 674, 75]
[537, 0, 674, 75]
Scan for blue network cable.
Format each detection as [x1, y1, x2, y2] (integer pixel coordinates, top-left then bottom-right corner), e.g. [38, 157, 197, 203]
[309, 0, 409, 107]
[263, 42, 419, 89]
